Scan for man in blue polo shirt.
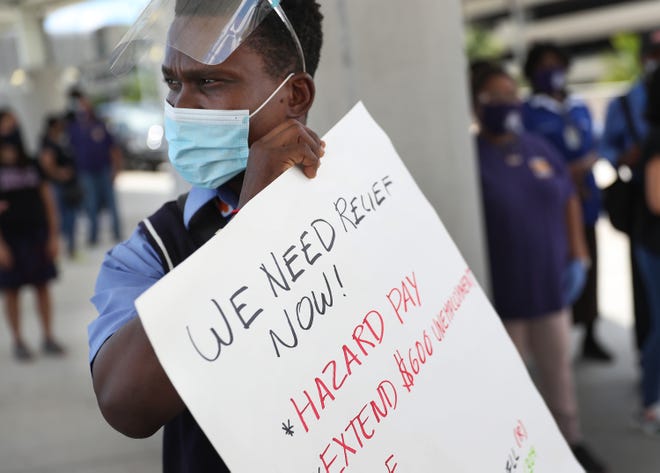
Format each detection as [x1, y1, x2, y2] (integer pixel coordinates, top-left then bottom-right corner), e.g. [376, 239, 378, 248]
[87, 1, 325, 471]
[600, 30, 660, 354]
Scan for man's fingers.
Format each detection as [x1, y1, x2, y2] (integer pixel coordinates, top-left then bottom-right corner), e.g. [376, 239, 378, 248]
[281, 142, 321, 167]
[290, 124, 324, 158]
[268, 119, 324, 155]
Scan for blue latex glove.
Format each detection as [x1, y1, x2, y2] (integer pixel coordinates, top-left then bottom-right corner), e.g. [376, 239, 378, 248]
[562, 259, 589, 306]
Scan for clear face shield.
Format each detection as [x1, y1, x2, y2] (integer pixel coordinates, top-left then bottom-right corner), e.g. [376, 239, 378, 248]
[109, 0, 306, 76]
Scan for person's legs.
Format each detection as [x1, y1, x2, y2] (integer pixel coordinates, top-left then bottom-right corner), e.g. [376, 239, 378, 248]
[3, 288, 31, 360]
[100, 166, 121, 242]
[503, 318, 530, 360]
[55, 185, 76, 257]
[528, 309, 582, 444]
[635, 246, 660, 415]
[79, 172, 100, 246]
[574, 225, 612, 361]
[510, 311, 606, 471]
[61, 204, 76, 256]
[631, 239, 651, 353]
[34, 283, 63, 355]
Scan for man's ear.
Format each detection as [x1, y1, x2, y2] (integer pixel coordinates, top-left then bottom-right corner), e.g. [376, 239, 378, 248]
[287, 72, 315, 121]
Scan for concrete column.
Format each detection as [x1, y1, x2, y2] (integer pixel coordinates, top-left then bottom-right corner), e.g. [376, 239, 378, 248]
[16, 8, 46, 70]
[0, 8, 65, 155]
[311, 0, 489, 287]
[1, 66, 68, 154]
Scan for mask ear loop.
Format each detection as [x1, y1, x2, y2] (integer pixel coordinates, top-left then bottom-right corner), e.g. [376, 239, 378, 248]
[271, 2, 306, 74]
[250, 72, 295, 118]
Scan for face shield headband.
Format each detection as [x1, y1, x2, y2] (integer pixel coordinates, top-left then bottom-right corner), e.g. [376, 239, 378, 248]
[109, 0, 306, 76]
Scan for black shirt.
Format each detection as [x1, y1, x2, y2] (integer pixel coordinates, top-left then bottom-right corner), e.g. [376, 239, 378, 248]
[0, 161, 47, 236]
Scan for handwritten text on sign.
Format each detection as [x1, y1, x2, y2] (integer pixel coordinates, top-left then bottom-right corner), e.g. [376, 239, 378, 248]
[136, 102, 584, 473]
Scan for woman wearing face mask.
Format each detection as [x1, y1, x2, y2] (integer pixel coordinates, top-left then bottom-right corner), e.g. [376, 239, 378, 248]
[471, 62, 607, 473]
[521, 43, 612, 363]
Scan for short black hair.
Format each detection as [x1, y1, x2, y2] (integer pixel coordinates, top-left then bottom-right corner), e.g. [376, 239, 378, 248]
[646, 67, 660, 125]
[523, 42, 570, 82]
[45, 113, 63, 131]
[68, 87, 84, 100]
[247, 0, 323, 78]
[469, 61, 510, 105]
[175, 0, 323, 78]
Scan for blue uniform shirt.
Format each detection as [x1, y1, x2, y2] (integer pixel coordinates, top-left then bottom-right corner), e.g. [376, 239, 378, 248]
[88, 185, 239, 364]
[522, 94, 601, 226]
[600, 80, 648, 165]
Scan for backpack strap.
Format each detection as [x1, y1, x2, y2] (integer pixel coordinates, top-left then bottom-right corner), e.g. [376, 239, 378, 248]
[139, 192, 229, 274]
[141, 216, 174, 272]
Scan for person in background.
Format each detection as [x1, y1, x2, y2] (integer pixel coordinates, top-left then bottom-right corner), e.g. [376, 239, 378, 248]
[67, 88, 122, 247]
[600, 30, 660, 354]
[39, 114, 81, 258]
[632, 66, 660, 434]
[522, 42, 613, 362]
[0, 107, 27, 157]
[0, 110, 64, 361]
[471, 62, 607, 473]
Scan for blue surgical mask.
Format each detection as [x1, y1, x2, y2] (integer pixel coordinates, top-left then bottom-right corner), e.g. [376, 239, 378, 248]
[164, 73, 294, 189]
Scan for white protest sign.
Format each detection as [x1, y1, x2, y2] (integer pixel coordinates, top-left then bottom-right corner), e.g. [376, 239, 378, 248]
[137, 102, 583, 472]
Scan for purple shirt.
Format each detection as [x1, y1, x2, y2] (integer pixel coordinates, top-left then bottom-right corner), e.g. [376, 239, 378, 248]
[68, 116, 115, 173]
[477, 132, 575, 320]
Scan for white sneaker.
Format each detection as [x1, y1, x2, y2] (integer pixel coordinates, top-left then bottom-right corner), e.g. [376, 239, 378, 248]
[634, 406, 660, 436]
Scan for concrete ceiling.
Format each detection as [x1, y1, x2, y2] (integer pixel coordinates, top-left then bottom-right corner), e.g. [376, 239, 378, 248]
[0, 0, 80, 27]
[471, 0, 660, 46]
[462, 0, 564, 20]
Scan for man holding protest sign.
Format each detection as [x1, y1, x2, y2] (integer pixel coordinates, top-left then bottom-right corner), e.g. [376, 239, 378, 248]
[87, 0, 324, 470]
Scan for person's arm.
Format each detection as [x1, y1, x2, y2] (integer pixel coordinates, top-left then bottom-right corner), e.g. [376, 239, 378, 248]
[0, 222, 11, 269]
[568, 152, 598, 183]
[567, 104, 599, 185]
[90, 231, 183, 438]
[565, 194, 590, 262]
[39, 183, 59, 261]
[93, 311, 185, 438]
[110, 145, 123, 182]
[39, 147, 73, 183]
[646, 155, 660, 215]
[599, 98, 634, 166]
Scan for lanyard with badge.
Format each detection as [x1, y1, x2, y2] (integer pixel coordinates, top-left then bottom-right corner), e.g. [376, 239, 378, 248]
[561, 104, 583, 152]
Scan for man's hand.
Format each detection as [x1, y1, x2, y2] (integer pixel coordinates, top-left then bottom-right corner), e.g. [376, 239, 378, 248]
[238, 120, 325, 208]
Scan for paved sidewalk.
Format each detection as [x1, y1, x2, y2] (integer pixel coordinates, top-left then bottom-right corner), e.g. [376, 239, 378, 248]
[0, 173, 169, 473]
[0, 172, 658, 472]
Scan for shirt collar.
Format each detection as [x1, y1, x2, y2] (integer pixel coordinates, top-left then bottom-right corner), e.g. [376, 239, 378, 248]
[183, 184, 239, 229]
[528, 93, 583, 114]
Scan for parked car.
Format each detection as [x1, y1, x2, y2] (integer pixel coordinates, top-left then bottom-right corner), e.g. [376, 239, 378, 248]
[97, 101, 167, 171]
